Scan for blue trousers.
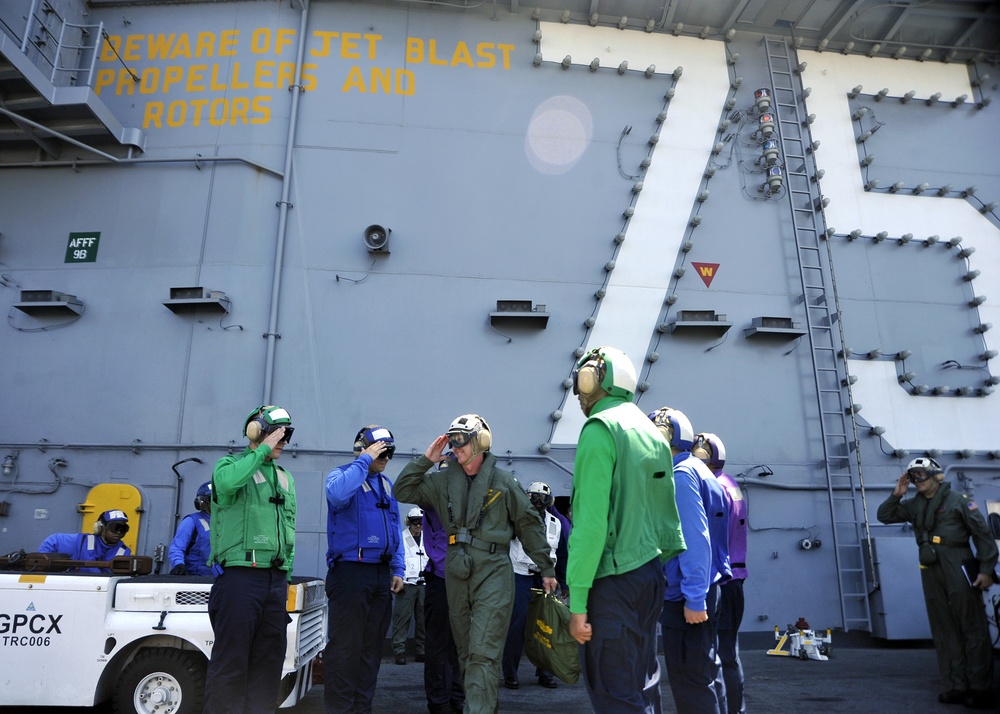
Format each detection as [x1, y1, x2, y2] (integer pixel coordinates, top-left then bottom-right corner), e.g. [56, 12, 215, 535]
[717, 579, 746, 714]
[204, 566, 289, 714]
[660, 583, 724, 714]
[323, 561, 393, 714]
[581, 558, 664, 713]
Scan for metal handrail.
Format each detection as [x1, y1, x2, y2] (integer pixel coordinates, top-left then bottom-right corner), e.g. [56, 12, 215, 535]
[49, 20, 103, 86]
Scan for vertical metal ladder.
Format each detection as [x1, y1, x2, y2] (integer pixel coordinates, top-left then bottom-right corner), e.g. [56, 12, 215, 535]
[763, 37, 872, 633]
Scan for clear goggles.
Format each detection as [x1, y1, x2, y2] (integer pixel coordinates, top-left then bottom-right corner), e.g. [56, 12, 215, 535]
[447, 431, 473, 449]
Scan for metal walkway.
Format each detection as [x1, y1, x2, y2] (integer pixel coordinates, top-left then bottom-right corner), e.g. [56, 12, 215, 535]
[0, 0, 144, 162]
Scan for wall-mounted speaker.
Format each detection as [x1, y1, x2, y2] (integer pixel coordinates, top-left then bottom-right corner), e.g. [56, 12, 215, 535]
[363, 224, 391, 253]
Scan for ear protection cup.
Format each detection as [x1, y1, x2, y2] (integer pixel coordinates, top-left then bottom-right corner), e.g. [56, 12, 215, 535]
[354, 426, 372, 452]
[93, 519, 104, 536]
[245, 405, 267, 442]
[934, 471, 946, 483]
[475, 417, 492, 452]
[574, 362, 602, 396]
[691, 436, 711, 462]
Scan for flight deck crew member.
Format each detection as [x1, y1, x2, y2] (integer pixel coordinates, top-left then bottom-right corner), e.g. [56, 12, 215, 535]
[392, 506, 428, 664]
[694, 433, 748, 714]
[395, 414, 558, 714]
[877, 457, 997, 710]
[566, 347, 686, 714]
[649, 407, 731, 714]
[204, 405, 297, 714]
[168, 481, 212, 575]
[324, 425, 405, 714]
[38, 509, 131, 573]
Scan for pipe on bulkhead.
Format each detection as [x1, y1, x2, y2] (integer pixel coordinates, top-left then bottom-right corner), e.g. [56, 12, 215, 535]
[262, 0, 310, 404]
[170, 457, 204, 533]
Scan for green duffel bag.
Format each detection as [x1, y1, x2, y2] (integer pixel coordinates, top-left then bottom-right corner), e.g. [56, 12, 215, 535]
[524, 590, 581, 684]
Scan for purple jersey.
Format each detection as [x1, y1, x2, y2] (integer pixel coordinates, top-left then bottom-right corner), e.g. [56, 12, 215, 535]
[716, 472, 748, 580]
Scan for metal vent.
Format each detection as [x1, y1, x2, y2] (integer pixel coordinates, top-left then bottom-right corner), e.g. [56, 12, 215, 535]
[175, 590, 210, 606]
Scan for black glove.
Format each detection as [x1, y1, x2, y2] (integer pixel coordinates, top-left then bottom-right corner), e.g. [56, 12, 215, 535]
[169, 564, 187, 576]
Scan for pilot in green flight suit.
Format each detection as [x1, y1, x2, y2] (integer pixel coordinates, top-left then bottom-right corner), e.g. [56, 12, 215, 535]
[395, 414, 557, 714]
[877, 457, 998, 710]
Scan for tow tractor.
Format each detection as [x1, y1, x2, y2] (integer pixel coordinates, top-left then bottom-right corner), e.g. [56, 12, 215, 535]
[0, 551, 327, 712]
[766, 618, 833, 661]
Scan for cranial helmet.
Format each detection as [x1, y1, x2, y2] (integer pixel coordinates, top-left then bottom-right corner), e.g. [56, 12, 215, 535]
[527, 481, 553, 507]
[194, 481, 213, 512]
[244, 405, 293, 442]
[573, 346, 637, 400]
[406, 506, 424, 522]
[447, 414, 492, 456]
[648, 407, 695, 451]
[94, 509, 130, 537]
[906, 456, 945, 482]
[353, 425, 396, 460]
[692, 432, 726, 472]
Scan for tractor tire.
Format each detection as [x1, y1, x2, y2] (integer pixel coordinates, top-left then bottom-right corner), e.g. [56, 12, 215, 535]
[113, 647, 207, 714]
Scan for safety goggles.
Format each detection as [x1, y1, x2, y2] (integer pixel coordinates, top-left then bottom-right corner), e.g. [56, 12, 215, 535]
[106, 522, 130, 535]
[906, 469, 931, 483]
[447, 431, 473, 449]
[529, 493, 551, 507]
[375, 442, 395, 459]
[263, 424, 294, 443]
[409, 518, 423, 525]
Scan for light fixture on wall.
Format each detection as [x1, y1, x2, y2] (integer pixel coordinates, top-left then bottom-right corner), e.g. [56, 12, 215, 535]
[757, 114, 775, 140]
[762, 166, 783, 195]
[754, 88, 771, 113]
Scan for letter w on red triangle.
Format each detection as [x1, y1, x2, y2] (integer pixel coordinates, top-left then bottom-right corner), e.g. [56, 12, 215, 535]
[691, 262, 721, 288]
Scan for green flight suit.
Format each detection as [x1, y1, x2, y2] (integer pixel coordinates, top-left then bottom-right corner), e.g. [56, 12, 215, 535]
[395, 453, 555, 714]
[877, 482, 997, 693]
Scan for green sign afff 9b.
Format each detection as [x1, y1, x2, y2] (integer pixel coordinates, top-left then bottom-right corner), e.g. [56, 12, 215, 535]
[65, 231, 100, 263]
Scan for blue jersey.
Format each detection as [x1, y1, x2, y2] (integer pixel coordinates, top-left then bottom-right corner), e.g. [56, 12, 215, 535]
[663, 453, 731, 609]
[325, 454, 404, 576]
[38, 532, 131, 573]
[169, 512, 212, 575]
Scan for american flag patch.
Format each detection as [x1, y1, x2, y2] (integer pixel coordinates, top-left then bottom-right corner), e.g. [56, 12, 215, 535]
[967, 500, 978, 511]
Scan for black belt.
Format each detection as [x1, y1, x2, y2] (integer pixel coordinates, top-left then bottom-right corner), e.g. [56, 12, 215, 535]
[449, 532, 509, 554]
